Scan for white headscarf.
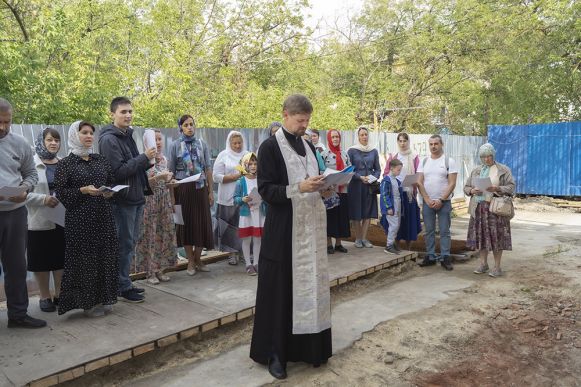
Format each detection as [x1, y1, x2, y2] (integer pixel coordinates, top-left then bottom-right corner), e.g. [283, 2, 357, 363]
[349, 126, 375, 153]
[214, 131, 248, 179]
[67, 120, 92, 157]
[225, 130, 246, 158]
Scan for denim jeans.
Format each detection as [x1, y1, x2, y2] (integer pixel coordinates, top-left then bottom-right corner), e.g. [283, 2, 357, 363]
[422, 200, 452, 258]
[112, 204, 144, 292]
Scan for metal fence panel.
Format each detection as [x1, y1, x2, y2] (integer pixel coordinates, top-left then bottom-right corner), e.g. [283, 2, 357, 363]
[488, 121, 581, 196]
[11, 124, 486, 197]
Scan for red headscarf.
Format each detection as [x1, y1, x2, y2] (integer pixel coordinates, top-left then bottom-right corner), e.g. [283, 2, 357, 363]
[327, 129, 345, 170]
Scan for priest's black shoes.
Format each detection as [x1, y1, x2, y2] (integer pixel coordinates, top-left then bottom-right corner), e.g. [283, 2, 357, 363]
[268, 354, 287, 379]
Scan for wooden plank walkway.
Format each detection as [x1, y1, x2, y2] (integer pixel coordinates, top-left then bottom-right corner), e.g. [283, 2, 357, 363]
[0, 244, 417, 387]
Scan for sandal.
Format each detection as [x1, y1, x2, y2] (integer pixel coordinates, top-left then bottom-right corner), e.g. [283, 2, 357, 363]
[156, 272, 171, 282]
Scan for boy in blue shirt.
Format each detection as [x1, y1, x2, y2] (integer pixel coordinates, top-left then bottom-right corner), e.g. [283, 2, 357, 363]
[380, 159, 403, 254]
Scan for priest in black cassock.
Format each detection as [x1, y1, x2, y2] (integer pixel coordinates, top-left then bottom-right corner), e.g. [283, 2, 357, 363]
[250, 94, 332, 379]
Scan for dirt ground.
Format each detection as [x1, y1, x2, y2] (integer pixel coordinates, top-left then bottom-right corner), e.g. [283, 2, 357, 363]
[66, 201, 581, 387]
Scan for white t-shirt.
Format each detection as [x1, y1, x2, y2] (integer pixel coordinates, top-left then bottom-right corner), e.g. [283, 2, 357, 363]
[417, 154, 458, 200]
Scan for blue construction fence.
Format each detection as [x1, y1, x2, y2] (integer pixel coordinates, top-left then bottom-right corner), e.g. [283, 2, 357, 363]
[488, 121, 581, 197]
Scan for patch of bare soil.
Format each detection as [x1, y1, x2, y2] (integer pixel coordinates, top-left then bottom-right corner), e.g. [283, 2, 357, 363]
[514, 196, 580, 213]
[280, 252, 581, 387]
[413, 276, 581, 387]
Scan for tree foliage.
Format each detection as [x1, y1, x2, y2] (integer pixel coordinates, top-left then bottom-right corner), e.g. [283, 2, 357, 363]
[0, 0, 579, 134]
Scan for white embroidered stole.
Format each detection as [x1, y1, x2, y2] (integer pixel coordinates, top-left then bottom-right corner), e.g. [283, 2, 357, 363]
[275, 129, 331, 334]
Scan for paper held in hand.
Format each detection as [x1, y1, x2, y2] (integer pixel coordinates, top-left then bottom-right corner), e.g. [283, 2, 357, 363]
[401, 173, 419, 187]
[98, 185, 129, 193]
[177, 173, 202, 184]
[172, 204, 184, 225]
[473, 177, 493, 192]
[0, 185, 28, 198]
[367, 175, 378, 183]
[322, 168, 355, 190]
[39, 202, 66, 227]
[248, 187, 262, 207]
[143, 129, 157, 165]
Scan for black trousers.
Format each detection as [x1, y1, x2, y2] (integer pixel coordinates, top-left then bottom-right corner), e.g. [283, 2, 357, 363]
[0, 206, 29, 319]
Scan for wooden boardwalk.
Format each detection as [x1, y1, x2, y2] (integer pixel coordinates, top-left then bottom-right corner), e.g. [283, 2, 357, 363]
[0, 244, 417, 387]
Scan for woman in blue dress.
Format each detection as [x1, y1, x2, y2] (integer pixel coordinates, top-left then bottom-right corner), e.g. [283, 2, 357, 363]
[347, 126, 380, 248]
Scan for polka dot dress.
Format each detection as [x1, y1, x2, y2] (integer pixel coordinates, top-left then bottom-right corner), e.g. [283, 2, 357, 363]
[54, 154, 119, 315]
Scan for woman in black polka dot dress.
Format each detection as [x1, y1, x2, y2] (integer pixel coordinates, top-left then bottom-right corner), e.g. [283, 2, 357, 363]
[54, 121, 119, 317]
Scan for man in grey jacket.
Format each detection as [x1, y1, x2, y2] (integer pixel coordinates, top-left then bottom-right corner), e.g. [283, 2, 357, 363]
[0, 98, 46, 328]
[99, 97, 155, 303]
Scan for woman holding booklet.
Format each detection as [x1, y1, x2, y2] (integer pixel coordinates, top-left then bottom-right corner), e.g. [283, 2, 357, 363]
[347, 126, 380, 248]
[135, 129, 177, 284]
[464, 143, 515, 278]
[382, 132, 422, 250]
[168, 114, 214, 276]
[320, 129, 352, 254]
[54, 121, 119, 317]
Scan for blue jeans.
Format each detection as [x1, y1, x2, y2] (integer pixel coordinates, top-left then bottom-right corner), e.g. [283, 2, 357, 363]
[422, 200, 452, 258]
[112, 204, 144, 292]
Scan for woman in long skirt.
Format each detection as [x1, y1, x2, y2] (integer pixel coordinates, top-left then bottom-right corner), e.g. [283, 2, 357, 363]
[135, 129, 177, 284]
[464, 143, 515, 278]
[382, 132, 422, 249]
[213, 131, 247, 265]
[168, 115, 214, 276]
[55, 121, 119, 317]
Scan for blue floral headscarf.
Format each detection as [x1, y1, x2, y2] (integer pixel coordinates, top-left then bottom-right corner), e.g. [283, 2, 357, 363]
[34, 128, 59, 160]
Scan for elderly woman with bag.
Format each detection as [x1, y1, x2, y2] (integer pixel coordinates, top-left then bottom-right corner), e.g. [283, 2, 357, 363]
[464, 143, 515, 278]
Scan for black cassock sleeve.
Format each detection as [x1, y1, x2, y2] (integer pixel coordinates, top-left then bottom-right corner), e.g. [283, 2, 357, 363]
[257, 137, 291, 205]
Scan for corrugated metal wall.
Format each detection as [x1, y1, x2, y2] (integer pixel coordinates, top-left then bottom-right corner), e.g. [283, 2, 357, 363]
[10, 124, 486, 197]
[488, 121, 581, 197]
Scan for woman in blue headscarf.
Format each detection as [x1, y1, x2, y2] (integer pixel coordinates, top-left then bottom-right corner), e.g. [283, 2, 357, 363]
[168, 115, 214, 276]
[464, 143, 515, 278]
[25, 128, 65, 312]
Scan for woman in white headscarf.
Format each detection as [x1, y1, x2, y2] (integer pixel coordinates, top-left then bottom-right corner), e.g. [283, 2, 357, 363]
[347, 126, 380, 248]
[213, 131, 248, 265]
[464, 143, 515, 278]
[54, 121, 119, 317]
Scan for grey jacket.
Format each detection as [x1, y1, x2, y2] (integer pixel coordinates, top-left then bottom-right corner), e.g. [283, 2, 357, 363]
[464, 162, 515, 218]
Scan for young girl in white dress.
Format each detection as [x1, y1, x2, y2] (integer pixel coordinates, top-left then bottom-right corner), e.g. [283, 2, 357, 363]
[233, 153, 267, 276]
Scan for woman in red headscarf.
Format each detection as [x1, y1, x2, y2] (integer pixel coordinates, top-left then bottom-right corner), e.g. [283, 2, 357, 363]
[320, 129, 352, 254]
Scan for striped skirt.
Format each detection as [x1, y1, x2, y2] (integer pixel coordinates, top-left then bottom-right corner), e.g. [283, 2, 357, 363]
[174, 182, 214, 249]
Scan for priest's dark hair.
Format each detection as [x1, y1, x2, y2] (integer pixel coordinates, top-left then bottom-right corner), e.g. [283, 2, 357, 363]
[283, 94, 313, 115]
[110, 96, 132, 113]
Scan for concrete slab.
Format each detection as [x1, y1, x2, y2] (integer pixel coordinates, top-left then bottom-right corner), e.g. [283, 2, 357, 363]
[128, 273, 474, 387]
[0, 242, 414, 386]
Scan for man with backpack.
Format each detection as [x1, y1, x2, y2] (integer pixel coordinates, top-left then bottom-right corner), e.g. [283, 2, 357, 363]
[417, 134, 458, 270]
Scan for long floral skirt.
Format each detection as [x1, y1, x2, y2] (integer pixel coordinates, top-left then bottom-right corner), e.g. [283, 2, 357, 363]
[135, 188, 177, 275]
[467, 201, 512, 252]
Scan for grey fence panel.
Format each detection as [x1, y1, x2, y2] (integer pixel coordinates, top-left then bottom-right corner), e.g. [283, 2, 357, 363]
[12, 125, 485, 197]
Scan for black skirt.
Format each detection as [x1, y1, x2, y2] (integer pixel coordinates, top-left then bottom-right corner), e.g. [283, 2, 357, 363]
[27, 226, 65, 272]
[174, 182, 214, 249]
[326, 193, 351, 238]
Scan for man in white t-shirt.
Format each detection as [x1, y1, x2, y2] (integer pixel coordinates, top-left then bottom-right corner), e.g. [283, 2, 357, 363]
[417, 134, 458, 270]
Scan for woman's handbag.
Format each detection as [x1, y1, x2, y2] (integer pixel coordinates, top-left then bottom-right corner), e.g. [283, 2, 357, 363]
[368, 181, 381, 195]
[490, 195, 515, 219]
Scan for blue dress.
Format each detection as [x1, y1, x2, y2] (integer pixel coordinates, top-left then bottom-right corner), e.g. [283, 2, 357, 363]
[347, 148, 380, 220]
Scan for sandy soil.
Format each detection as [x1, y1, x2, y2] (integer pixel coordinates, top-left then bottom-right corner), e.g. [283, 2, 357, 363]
[65, 201, 581, 387]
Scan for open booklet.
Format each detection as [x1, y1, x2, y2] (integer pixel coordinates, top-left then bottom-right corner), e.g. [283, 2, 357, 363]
[98, 185, 129, 193]
[321, 165, 355, 190]
[177, 173, 202, 184]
